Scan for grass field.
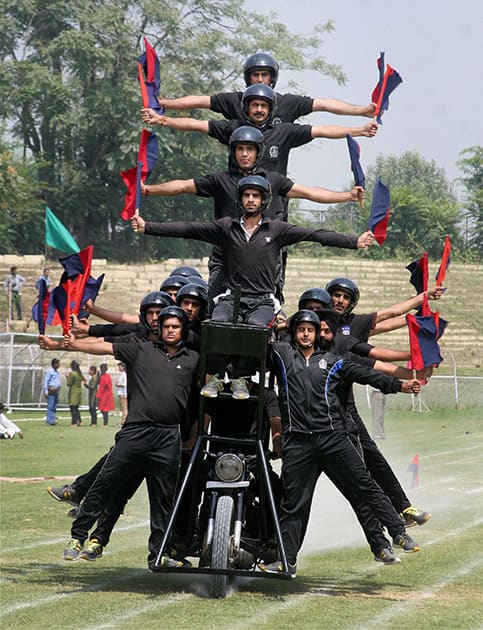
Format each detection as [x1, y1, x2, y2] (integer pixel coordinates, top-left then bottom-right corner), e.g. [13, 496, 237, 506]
[1, 408, 483, 629]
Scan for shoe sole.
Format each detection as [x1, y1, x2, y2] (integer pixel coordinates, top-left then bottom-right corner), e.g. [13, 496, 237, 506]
[375, 557, 401, 564]
[404, 513, 431, 527]
[79, 554, 102, 561]
[47, 487, 79, 507]
[63, 554, 80, 561]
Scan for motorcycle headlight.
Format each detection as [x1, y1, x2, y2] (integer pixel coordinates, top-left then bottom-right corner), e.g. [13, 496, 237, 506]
[214, 453, 244, 482]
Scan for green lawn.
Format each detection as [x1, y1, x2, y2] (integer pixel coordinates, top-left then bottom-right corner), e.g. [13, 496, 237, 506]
[1, 408, 482, 629]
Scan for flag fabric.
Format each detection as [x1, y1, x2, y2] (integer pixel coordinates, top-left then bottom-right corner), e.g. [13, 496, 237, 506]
[371, 52, 385, 105]
[45, 206, 80, 254]
[346, 135, 365, 188]
[78, 274, 105, 319]
[406, 309, 444, 370]
[47, 246, 93, 334]
[31, 278, 50, 334]
[406, 252, 429, 294]
[371, 53, 403, 124]
[407, 453, 419, 489]
[137, 37, 163, 112]
[120, 130, 159, 220]
[368, 177, 390, 244]
[435, 235, 451, 285]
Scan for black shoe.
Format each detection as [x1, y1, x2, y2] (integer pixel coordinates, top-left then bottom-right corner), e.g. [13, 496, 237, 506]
[402, 505, 431, 527]
[47, 484, 81, 506]
[393, 532, 421, 553]
[374, 547, 401, 564]
[79, 538, 103, 561]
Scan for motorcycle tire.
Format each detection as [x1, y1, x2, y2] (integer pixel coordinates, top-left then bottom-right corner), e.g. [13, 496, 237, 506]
[210, 495, 234, 598]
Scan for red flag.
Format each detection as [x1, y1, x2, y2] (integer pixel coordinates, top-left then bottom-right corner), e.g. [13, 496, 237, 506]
[406, 305, 444, 370]
[435, 235, 451, 286]
[407, 453, 419, 488]
[368, 177, 390, 244]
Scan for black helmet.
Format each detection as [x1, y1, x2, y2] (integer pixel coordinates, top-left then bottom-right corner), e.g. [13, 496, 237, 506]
[236, 175, 272, 216]
[298, 288, 332, 311]
[157, 306, 190, 341]
[241, 84, 277, 126]
[187, 275, 209, 290]
[243, 53, 279, 88]
[176, 282, 209, 319]
[325, 277, 360, 315]
[169, 265, 202, 278]
[139, 291, 175, 329]
[229, 126, 265, 170]
[160, 274, 189, 292]
[289, 309, 321, 347]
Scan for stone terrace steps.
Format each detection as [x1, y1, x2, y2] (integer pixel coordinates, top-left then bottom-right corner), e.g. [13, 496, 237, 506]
[1, 254, 482, 374]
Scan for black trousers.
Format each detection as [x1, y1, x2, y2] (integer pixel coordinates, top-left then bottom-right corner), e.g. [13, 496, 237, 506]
[279, 430, 405, 564]
[347, 403, 410, 513]
[71, 423, 181, 558]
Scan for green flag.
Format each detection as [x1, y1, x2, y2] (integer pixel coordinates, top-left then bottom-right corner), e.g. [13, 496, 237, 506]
[45, 206, 80, 253]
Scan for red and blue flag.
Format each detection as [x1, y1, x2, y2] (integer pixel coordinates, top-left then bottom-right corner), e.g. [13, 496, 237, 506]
[137, 37, 163, 112]
[371, 52, 403, 123]
[406, 306, 444, 370]
[47, 246, 93, 334]
[120, 130, 158, 220]
[368, 177, 390, 244]
[406, 252, 428, 294]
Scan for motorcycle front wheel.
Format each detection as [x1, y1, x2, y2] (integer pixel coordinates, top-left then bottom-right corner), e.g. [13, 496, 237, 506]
[210, 495, 234, 598]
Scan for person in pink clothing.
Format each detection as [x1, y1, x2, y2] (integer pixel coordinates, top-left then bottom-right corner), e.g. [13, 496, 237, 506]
[96, 364, 114, 427]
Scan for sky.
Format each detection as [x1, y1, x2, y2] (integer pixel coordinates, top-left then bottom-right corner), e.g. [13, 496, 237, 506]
[243, 0, 482, 205]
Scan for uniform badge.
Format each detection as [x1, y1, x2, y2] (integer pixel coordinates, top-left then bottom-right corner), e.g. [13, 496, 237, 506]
[318, 358, 327, 370]
[269, 145, 279, 159]
[341, 325, 351, 336]
[265, 237, 271, 243]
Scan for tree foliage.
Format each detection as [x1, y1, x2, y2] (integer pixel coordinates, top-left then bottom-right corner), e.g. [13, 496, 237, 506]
[458, 146, 483, 257]
[0, 0, 344, 261]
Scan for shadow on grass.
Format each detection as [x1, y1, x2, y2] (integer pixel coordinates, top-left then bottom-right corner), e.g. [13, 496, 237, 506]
[1, 561, 412, 600]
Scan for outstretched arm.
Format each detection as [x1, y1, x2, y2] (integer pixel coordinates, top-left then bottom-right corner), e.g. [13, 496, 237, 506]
[368, 346, 410, 362]
[142, 179, 196, 197]
[312, 99, 376, 118]
[288, 183, 364, 205]
[81, 301, 139, 325]
[311, 121, 378, 139]
[375, 285, 445, 324]
[158, 95, 211, 111]
[141, 108, 210, 133]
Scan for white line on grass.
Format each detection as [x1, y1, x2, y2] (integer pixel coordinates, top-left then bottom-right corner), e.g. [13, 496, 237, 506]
[346, 554, 483, 630]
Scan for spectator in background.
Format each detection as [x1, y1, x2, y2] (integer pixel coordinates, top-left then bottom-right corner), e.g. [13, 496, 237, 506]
[84, 365, 100, 427]
[43, 358, 60, 426]
[35, 268, 51, 290]
[115, 362, 128, 424]
[371, 388, 386, 439]
[97, 364, 114, 427]
[0, 403, 23, 439]
[3, 266, 26, 320]
[66, 360, 85, 427]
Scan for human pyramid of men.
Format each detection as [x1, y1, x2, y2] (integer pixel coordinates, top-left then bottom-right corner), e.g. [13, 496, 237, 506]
[40, 52, 444, 575]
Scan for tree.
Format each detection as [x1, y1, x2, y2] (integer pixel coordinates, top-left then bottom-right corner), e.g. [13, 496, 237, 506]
[0, 0, 345, 261]
[458, 146, 483, 257]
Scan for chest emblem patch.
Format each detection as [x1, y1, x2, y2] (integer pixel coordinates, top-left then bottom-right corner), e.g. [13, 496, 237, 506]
[318, 358, 327, 370]
[341, 325, 351, 336]
[269, 145, 279, 159]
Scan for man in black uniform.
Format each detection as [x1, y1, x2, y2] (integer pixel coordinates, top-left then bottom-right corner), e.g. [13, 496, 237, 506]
[141, 84, 377, 177]
[42, 306, 199, 568]
[325, 277, 438, 526]
[157, 52, 376, 123]
[132, 175, 374, 329]
[259, 310, 421, 575]
[141, 125, 364, 303]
